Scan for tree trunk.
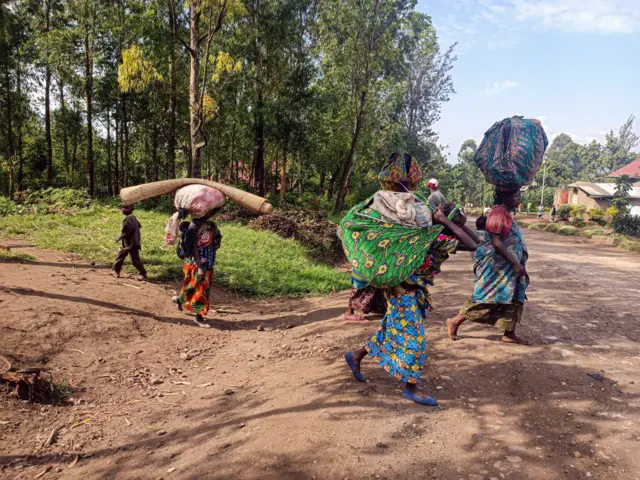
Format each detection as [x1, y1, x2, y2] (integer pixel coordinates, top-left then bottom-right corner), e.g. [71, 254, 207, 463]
[327, 162, 342, 199]
[252, 0, 265, 196]
[152, 124, 159, 181]
[106, 110, 113, 195]
[319, 167, 326, 195]
[16, 59, 23, 194]
[333, 89, 367, 214]
[167, 51, 177, 180]
[114, 109, 120, 192]
[4, 54, 14, 199]
[188, 0, 202, 177]
[44, 0, 53, 184]
[122, 93, 129, 187]
[84, 1, 94, 196]
[59, 81, 70, 175]
[280, 139, 287, 202]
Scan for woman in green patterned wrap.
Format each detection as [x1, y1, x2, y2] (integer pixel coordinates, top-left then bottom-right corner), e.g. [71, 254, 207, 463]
[342, 153, 478, 406]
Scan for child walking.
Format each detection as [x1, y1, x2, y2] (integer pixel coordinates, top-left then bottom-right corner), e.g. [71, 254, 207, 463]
[112, 204, 147, 280]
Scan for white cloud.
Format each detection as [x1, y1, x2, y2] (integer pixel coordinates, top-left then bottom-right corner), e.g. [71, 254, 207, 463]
[512, 0, 640, 34]
[481, 80, 519, 96]
[426, 0, 640, 53]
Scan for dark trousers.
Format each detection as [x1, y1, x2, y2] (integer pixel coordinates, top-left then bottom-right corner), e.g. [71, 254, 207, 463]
[112, 247, 147, 276]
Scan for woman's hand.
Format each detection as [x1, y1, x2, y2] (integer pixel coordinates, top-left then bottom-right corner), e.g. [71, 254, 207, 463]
[514, 263, 526, 277]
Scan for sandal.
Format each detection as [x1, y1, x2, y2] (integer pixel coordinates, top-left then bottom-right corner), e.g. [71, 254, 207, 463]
[344, 351, 365, 382]
[402, 388, 438, 406]
[344, 313, 364, 322]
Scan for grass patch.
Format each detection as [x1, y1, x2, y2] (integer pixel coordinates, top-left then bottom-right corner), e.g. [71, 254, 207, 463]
[0, 249, 34, 262]
[618, 236, 640, 254]
[544, 223, 562, 233]
[0, 206, 349, 296]
[558, 226, 578, 236]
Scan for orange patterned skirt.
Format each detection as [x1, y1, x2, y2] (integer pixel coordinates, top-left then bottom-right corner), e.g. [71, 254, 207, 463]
[179, 260, 214, 315]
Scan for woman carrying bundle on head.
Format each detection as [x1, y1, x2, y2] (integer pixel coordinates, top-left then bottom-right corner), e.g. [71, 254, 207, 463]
[446, 187, 529, 344]
[446, 116, 548, 345]
[165, 185, 225, 328]
[341, 153, 478, 406]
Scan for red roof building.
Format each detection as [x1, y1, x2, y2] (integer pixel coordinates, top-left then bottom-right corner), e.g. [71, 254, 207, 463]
[608, 156, 640, 181]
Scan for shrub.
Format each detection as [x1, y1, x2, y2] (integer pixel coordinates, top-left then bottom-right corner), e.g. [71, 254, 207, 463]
[0, 196, 19, 217]
[559, 226, 578, 236]
[588, 207, 604, 221]
[25, 188, 92, 211]
[612, 213, 640, 237]
[605, 206, 618, 218]
[544, 223, 562, 233]
[557, 205, 572, 221]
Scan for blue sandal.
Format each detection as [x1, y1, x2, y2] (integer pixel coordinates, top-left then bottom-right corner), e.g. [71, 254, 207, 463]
[344, 352, 365, 382]
[402, 388, 438, 406]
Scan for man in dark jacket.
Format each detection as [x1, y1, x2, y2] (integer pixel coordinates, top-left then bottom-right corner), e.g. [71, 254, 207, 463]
[112, 204, 147, 280]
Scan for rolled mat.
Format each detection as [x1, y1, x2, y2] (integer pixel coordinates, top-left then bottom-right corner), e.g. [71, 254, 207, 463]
[119, 178, 273, 214]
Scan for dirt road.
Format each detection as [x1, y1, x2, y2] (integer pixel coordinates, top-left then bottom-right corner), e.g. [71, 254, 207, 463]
[1, 228, 639, 480]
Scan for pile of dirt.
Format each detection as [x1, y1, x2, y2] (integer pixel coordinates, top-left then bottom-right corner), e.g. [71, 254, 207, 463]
[248, 206, 343, 263]
[217, 203, 260, 223]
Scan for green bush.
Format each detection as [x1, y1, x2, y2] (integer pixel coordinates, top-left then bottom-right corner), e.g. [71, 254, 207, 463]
[544, 223, 562, 233]
[25, 187, 92, 210]
[0, 196, 20, 217]
[612, 213, 640, 237]
[559, 226, 578, 236]
[605, 206, 618, 218]
[588, 207, 604, 221]
[557, 205, 572, 221]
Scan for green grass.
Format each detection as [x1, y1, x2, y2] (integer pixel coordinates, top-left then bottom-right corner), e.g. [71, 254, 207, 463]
[618, 236, 640, 253]
[0, 249, 35, 262]
[0, 206, 349, 296]
[558, 226, 579, 236]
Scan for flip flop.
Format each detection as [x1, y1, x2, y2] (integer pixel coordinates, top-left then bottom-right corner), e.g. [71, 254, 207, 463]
[344, 313, 364, 322]
[344, 352, 365, 382]
[402, 388, 438, 406]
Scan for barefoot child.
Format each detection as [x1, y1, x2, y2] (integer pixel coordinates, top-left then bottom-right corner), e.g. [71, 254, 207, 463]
[112, 204, 147, 280]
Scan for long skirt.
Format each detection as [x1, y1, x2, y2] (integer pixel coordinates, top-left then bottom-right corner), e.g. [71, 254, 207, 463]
[349, 286, 387, 315]
[179, 261, 214, 315]
[366, 288, 430, 385]
[458, 299, 523, 332]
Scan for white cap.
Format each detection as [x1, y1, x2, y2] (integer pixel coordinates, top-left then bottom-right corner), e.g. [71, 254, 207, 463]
[428, 178, 438, 187]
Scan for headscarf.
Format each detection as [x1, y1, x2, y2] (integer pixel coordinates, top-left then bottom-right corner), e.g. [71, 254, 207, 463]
[378, 152, 422, 191]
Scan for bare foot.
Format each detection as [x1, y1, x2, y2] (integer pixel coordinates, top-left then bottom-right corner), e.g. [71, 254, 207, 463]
[135, 275, 147, 281]
[344, 313, 364, 322]
[111, 271, 120, 279]
[501, 332, 529, 345]
[446, 317, 462, 340]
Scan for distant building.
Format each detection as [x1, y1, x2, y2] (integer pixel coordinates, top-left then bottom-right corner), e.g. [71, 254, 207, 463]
[553, 157, 640, 216]
[608, 156, 640, 184]
[554, 182, 640, 216]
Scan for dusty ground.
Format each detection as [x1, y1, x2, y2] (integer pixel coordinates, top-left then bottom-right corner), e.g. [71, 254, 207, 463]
[1, 228, 639, 480]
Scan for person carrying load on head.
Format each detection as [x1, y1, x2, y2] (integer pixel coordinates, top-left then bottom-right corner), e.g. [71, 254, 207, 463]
[164, 185, 225, 328]
[341, 152, 479, 406]
[446, 116, 548, 345]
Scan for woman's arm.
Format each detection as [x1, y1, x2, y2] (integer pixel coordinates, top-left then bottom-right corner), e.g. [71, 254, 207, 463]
[433, 210, 478, 251]
[490, 233, 525, 276]
[462, 224, 481, 244]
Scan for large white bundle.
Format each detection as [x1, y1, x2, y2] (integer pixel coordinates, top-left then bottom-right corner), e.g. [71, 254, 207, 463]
[164, 185, 226, 245]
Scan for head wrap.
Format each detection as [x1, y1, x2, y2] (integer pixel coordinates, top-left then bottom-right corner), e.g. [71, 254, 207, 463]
[378, 152, 422, 191]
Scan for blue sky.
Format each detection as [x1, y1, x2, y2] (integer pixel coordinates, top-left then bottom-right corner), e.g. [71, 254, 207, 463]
[416, 0, 640, 162]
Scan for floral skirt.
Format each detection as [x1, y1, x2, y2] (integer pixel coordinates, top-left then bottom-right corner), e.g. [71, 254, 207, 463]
[179, 261, 213, 315]
[366, 288, 430, 385]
